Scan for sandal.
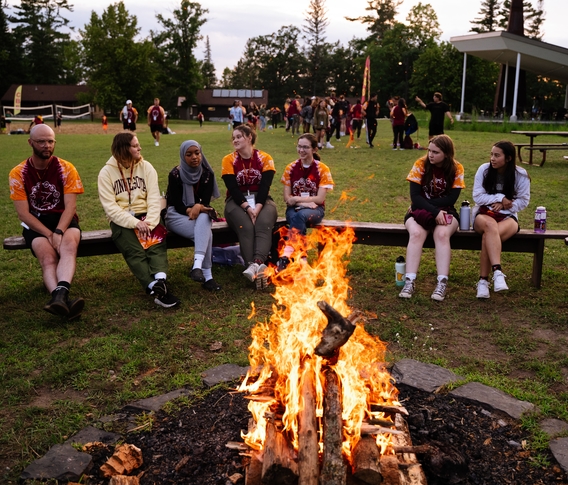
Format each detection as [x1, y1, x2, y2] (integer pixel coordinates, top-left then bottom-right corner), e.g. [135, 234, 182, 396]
[202, 279, 222, 291]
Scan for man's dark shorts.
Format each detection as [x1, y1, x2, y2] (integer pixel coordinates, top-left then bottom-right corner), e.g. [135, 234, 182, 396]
[150, 123, 163, 133]
[23, 213, 81, 257]
[123, 121, 137, 131]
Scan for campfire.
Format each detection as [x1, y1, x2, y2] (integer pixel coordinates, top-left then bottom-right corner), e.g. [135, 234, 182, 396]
[234, 226, 427, 484]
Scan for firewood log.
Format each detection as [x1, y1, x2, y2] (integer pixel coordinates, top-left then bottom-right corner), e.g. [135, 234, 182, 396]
[261, 421, 299, 484]
[245, 452, 263, 485]
[298, 363, 319, 485]
[352, 436, 381, 484]
[319, 368, 346, 485]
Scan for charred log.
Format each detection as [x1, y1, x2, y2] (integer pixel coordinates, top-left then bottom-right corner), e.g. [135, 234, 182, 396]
[298, 363, 319, 485]
[261, 421, 299, 485]
[314, 301, 358, 358]
[319, 368, 346, 485]
[352, 436, 381, 484]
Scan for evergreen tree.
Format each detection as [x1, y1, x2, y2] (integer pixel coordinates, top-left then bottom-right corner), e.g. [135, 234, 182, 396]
[497, 0, 544, 38]
[345, 0, 402, 42]
[151, 0, 208, 108]
[200, 35, 216, 88]
[0, 2, 27, 94]
[9, 0, 73, 84]
[302, 0, 330, 95]
[470, 0, 502, 33]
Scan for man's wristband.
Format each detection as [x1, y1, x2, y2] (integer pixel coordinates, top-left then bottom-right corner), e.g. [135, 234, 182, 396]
[54, 228, 64, 236]
[243, 205, 251, 213]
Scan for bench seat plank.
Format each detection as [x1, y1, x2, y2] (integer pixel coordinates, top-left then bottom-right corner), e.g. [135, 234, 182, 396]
[5, 219, 568, 288]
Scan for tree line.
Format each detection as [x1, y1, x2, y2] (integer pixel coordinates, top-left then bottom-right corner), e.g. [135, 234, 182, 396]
[1, 0, 564, 118]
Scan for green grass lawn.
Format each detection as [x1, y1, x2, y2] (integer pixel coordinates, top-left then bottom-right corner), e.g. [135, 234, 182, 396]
[1, 118, 568, 479]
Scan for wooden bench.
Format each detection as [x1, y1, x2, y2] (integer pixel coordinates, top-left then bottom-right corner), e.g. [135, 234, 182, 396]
[513, 143, 568, 165]
[524, 145, 568, 166]
[4, 220, 568, 289]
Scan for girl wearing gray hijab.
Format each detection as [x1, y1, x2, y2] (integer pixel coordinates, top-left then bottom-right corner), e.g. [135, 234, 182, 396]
[165, 140, 221, 291]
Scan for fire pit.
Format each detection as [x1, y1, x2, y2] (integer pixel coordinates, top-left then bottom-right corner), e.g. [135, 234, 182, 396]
[236, 227, 426, 484]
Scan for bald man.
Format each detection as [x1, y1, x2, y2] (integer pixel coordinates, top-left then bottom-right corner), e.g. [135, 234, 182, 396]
[9, 124, 85, 319]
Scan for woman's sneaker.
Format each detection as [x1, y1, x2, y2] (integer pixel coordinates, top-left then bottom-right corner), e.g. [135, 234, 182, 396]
[255, 264, 268, 290]
[492, 270, 509, 292]
[398, 278, 415, 299]
[476, 279, 490, 299]
[243, 263, 260, 282]
[431, 278, 448, 301]
[155, 292, 180, 308]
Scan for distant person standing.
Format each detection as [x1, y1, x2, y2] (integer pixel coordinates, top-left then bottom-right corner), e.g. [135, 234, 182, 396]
[147, 98, 165, 146]
[56, 111, 62, 132]
[229, 100, 243, 129]
[363, 93, 380, 148]
[197, 112, 204, 127]
[391, 98, 408, 150]
[102, 115, 108, 133]
[120, 100, 138, 132]
[415, 92, 454, 140]
[5, 110, 13, 134]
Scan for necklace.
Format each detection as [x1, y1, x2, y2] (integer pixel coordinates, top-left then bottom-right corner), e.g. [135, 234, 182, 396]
[28, 156, 52, 182]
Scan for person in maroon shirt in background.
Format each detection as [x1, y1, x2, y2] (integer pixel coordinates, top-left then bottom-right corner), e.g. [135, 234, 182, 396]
[287, 95, 301, 136]
[391, 98, 408, 150]
[350, 100, 364, 139]
[147, 97, 165, 146]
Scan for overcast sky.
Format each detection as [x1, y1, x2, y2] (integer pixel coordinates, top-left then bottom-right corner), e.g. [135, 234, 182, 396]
[6, 0, 566, 74]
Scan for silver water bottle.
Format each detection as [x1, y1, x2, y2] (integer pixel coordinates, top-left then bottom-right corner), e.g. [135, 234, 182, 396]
[459, 201, 471, 231]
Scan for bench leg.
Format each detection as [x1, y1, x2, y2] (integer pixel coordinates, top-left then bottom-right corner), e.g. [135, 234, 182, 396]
[517, 145, 523, 163]
[539, 149, 547, 167]
[531, 239, 545, 288]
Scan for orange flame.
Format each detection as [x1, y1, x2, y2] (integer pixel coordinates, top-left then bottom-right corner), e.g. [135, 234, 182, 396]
[238, 226, 399, 462]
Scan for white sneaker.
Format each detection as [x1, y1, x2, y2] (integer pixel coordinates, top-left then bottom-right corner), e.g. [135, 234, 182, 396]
[431, 278, 448, 301]
[242, 263, 259, 282]
[476, 279, 490, 299]
[493, 270, 509, 292]
[398, 278, 415, 299]
[326, 142, 334, 149]
[255, 264, 268, 290]
[155, 140, 159, 146]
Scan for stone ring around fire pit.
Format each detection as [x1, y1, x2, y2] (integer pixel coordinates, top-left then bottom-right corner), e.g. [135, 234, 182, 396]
[19, 360, 568, 484]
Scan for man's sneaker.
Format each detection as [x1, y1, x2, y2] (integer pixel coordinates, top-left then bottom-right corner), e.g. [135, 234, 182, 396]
[243, 263, 260, 282]
[431, 278, 448, 301]
[392, 146, 397, 150]
[151, 279, 167, 297]
[202, 279, 222, 291]
[476, 279, 490, 299]
[276, 256, 290, 273]
[189, 268, 205, 283]
[155, 292, 180, 308]
[326, 142, 334, 149]
[154, 141, 159, 146]
[255, 264, 268, 290]
[398, 278, 415, 299]
[44, 286, 69, 316]
[493, 270, 509, 292]
[67, 298, 85, 321]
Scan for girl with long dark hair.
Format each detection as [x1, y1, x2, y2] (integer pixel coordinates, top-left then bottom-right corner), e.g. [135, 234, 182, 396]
[472, 140, 530, 298]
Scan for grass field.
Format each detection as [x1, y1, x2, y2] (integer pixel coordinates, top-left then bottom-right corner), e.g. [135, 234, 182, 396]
[1, 117, 568, 480]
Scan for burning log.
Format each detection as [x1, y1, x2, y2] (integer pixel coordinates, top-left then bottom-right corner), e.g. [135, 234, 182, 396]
[298, 363, 319, 485]
[319, 368, 346, 485]
[370, 404, 409, 416]
[261, 421, 298, 484]
[352, 436, 381, 484]
[314, 301, 358, 358]
[244, 452, 263, 485]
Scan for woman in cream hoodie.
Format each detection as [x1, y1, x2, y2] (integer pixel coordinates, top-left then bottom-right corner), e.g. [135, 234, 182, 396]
[98, 132, 180, 308]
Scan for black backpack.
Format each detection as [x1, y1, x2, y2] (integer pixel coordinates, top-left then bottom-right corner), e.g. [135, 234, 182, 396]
[405, 113, 418, 135]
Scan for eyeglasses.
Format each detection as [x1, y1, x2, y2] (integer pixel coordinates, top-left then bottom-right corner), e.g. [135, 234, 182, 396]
[297, 145, 312, 150]
[31, 139, 56, 146]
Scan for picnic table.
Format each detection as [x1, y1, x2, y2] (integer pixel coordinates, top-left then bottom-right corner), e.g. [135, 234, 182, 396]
[511, 130, 568, 166]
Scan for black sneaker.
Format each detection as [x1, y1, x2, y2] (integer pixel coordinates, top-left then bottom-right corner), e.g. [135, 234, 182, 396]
[155, 292, 180, 308]
[202, 279, 222, 291]
[151, 279, 167, 297]
[189, 268, 205, 283]
[276, 256, 290, 273]
[44, 287, 69, 316]
[67, 298, 85, 321]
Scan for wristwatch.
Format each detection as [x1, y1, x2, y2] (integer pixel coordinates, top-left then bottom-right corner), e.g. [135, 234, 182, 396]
[54, 228, 64, 236]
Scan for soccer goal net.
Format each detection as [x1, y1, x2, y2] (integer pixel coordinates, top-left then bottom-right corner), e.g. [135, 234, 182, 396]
[55, 103, 92, 119]
[3, 104, 54, 122]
